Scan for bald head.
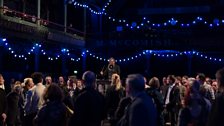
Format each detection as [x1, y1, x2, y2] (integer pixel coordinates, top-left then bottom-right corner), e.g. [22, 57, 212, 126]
[82, 71, 96, 88]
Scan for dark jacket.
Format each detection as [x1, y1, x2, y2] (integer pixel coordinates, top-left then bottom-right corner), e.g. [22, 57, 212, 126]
[6, 92, 20, 125]
[146, 88, 164, 126]
[106, 85, 125, 118]
[34, 101, 69, 126]
[103, 64, 120, 80]
[207, 92, 224, 126]
[117, 92, 157, 126]
[115, 97, 132, 120]
[69, 87, 106, 126]
[0, 88, 7, 124]
[164, 85, 181, 111]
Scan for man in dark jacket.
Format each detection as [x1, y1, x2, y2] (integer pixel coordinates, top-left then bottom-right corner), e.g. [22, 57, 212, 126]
[164, 75, 180, 126]
[6, 85, 22, 126]
[207, 67, 224, 126]
[117, 74, 157, 126]
[100, 57, 120, 80]
[69, 71, 106, 126]
[0, 74, 7, 126]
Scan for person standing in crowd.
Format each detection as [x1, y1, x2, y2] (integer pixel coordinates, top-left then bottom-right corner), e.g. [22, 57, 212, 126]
[22, 78, 34, 97]
[76, 79, 83, 91]
[175, 76, 187, 108]
[105, 74, 125, 126]
[65, 75, 76, 109]
[58, 76, 66, 89]
[164, 75, 180, 126]
[207, 67, 224, 126]
[6, 84, 22, 126]
[196, 73, 215, 102]
[0, 74, 7, 126]
[24, 72, 45, 126]
[45, 76, 52, 86]
[211, 80, 218, 97]
[69, 71, 105, 126]
[178, 80, 211, 126]
[115, 97, 132, 122]
[100, 57, 120, 81]
[66, 76, 77, 98]
[160, 77, 168, 98]
[117, 74, 157, 126]
[34, 84, 69, 126]
[146, 77, 164, 126]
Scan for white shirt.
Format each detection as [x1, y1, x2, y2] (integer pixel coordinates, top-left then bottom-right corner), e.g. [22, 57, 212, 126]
[24, 83, 45, 115]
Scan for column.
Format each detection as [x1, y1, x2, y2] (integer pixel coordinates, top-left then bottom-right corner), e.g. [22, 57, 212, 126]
[22, 0, 26, 14]
[83, 8, 87, 39]
[37, 0, 41, 25]
[64, 0, 67, 32]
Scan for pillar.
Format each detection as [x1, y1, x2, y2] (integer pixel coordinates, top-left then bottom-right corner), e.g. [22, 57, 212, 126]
[64, 0, 67, 32]
[37, 0, 41, 25]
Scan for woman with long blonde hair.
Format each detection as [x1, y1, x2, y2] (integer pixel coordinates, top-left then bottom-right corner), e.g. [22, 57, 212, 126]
[106, 74, 125, 126]
[111, 74, 123, 91]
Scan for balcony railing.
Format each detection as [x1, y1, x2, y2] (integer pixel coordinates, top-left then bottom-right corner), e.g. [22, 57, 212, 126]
[0, 6, 85, 40]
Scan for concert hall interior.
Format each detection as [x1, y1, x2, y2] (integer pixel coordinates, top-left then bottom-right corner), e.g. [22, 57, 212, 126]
[0, 0, 224, 126]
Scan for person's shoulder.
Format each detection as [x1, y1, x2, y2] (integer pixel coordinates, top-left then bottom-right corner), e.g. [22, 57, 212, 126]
[7, 91, 18, 97]
[0, 88, 5, 93]
[134, 93, 152, 104]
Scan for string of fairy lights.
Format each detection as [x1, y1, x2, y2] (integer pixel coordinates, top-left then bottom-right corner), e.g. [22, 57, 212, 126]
[68, 0, 224, 30]
[1, 37, 224, 63]
[82, 50, 224, 63]
[70, 0, 112, 15]
[0, 37, 81, 62]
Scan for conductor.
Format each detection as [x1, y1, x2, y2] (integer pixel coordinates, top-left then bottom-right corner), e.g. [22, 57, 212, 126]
[100, 57, 120, 80]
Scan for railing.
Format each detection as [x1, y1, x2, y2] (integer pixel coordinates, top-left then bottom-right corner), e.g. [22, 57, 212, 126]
[0, 6, 85, 39]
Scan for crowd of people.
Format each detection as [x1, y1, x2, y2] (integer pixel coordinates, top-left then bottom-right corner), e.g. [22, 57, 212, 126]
[0, 67, 224, 126]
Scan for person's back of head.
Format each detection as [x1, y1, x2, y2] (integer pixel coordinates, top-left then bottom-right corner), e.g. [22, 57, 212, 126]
[191, 80, 200, 94]
[13, 84, 22, 94]
[216, 67, 224, 91]
[126, 74, 145, 97]
[196, 73, 206, 83]
[31, 72, 43, 85]
[24, 78, 34, 90]
[148, 77, 160, 89]
[82, 71, 96, 88]
[43, 84, 64, 102]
